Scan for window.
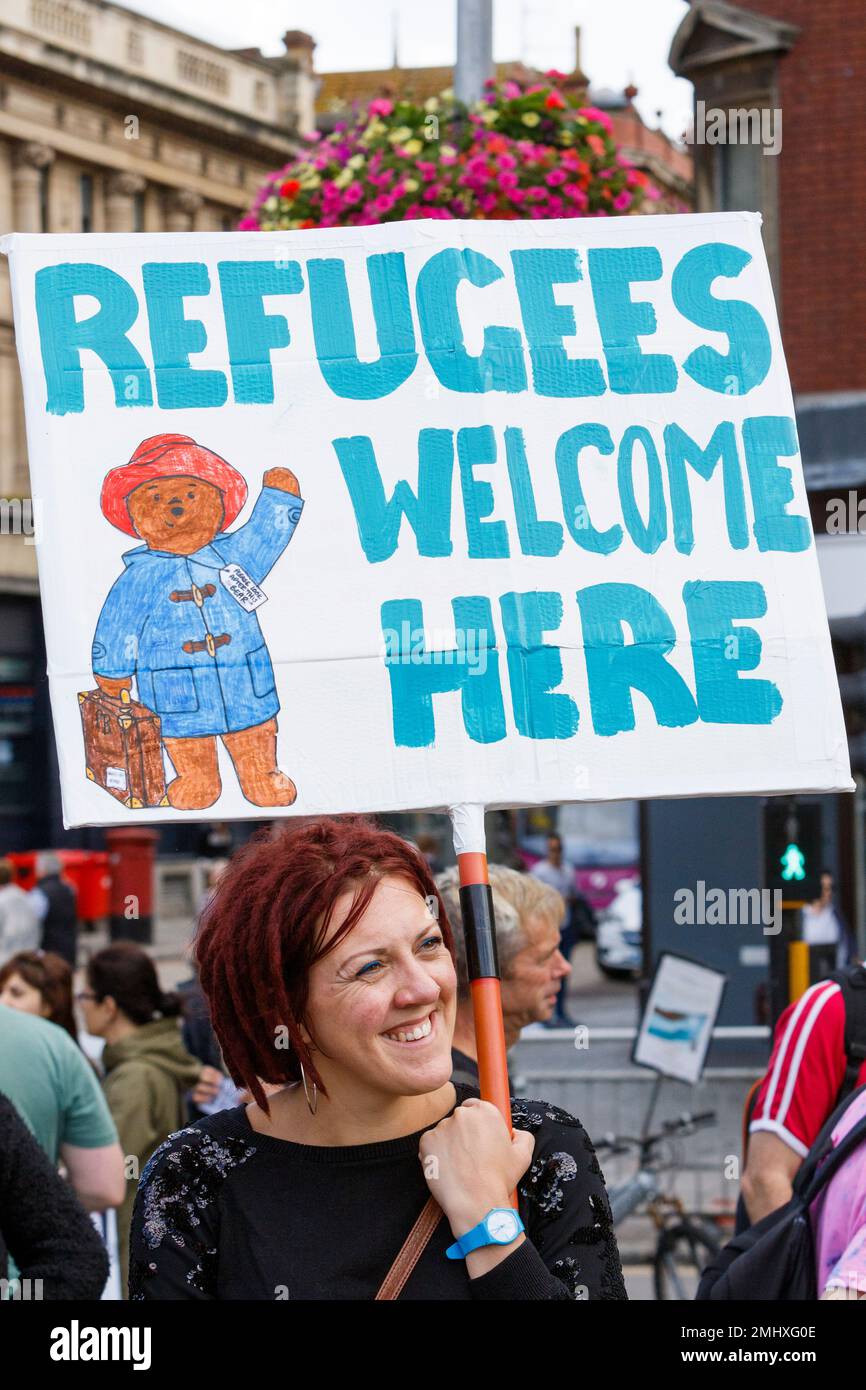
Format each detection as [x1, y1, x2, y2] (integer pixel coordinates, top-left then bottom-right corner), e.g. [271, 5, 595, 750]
[38, 166, 49, 232]
[80, 172, 93, 233]
[716, 140, 763, 214]
[128, 29, 144, 65]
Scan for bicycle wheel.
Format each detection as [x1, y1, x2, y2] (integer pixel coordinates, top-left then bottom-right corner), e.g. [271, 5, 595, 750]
[653, 1219, 720, 1301]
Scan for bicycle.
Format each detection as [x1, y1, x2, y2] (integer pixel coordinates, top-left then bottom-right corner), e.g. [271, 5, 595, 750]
[596, 1108, 722, 1300]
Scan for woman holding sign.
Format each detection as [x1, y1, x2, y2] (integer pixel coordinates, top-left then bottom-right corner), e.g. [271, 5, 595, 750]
[129, 817, 625, 1301]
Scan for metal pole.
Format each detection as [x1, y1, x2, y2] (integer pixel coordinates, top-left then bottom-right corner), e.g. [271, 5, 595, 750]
[455, 0, 494, 105]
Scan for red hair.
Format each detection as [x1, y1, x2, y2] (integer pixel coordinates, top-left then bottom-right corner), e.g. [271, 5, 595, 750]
[195, 816, 454, 1111]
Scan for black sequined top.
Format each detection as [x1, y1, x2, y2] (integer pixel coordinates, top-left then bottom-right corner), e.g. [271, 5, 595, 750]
[129, 1083, 627, 1301]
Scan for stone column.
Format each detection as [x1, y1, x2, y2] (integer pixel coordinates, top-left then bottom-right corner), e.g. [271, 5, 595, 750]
[0, 140, 15, 324]
[12, 142, 54, 233]
[164, 189, 202, 232]
[106, 172, 146, 232]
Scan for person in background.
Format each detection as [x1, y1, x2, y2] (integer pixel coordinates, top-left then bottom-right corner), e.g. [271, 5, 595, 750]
[196, 857, 229, 918]
[30, 852, 77, 969]
[529, 834, 590, 1026]
[811, 1085, 866, 1299]
[436, 864, 571, 1086]
[198, 822, 233, 860]
[0, 858, 40, 962]
[0, 950, 78, 1041]
[0, 1003, 125, 1213]
[802, 870, 854, 971]
[743, 969, 866, 1224]
[78, 943, 220, 1295]
[0, 1091, 109, 1300]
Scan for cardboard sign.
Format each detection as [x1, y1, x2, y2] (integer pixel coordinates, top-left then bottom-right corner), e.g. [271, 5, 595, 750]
[1, 214, 852, 827]
[633, 952, 727, 1085]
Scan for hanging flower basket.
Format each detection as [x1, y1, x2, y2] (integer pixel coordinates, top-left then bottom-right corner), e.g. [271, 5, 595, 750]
[241, 74, 662, 231]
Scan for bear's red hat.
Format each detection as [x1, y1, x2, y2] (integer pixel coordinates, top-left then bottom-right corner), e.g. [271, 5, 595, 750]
[100, 434, 248, 537]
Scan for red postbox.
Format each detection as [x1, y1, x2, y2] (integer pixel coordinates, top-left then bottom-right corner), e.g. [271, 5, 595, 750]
[105, 828, 159, 944]
[56, 851, 111, 924]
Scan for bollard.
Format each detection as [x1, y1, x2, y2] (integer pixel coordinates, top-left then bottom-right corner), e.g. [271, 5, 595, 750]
[105, 828, 158, 944]
[788, 939, 810, 1003]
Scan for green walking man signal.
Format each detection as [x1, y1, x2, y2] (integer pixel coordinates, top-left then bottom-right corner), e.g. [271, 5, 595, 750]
[780, 842, 807, 882]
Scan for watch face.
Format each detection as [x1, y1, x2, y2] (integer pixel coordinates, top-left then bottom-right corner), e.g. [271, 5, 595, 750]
[487, 1209, 520, 1243]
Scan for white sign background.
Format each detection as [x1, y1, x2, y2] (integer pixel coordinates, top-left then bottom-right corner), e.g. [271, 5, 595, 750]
[2, 214, 853, 828]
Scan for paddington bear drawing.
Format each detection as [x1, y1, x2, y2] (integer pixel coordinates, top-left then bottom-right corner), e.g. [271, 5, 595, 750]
[91, 433, 303, 810]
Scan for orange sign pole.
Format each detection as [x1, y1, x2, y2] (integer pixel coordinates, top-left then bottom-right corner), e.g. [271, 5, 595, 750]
[450, 805, 516, 1206]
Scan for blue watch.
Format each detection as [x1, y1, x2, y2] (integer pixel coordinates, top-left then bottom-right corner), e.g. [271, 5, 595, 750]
[445, 1207, 525, 1260]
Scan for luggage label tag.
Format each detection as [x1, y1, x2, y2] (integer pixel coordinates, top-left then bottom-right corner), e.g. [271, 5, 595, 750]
[106, 766, 128, 791]
[219, 563, 268, 612]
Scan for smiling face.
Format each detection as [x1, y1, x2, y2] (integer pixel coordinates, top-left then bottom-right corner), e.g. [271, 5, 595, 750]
[302, 875, 457, 1103]
[501, 911, 570, 1029]
[126, 474, 225, 554]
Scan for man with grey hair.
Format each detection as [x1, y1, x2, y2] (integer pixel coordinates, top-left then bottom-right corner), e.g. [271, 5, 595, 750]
[436, 863, 571, 1087]
[30, 851, 77, 967]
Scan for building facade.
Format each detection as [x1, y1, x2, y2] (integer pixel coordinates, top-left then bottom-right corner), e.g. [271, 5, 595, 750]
[0, 0, 316, 849]
[668, 0, 866, 951]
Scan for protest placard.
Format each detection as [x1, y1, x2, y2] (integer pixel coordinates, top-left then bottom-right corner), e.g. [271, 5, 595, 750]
[2, 212, 851, 827]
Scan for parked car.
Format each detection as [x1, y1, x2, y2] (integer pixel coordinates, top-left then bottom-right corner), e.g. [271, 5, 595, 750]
[596, 879, 642, 980]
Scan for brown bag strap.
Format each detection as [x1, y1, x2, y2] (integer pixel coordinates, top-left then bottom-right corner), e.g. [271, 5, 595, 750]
[374, 1196, 442, 1301]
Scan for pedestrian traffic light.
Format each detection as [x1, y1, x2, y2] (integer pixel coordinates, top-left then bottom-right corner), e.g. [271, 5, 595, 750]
[763, 800, 822, 903]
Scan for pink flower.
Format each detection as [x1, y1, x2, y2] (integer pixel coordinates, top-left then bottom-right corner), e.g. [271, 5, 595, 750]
[497, 152, 517, 171]
[578, 106, 614, 134]
[498, 171, 519, 191]
[374, 193, 395, 213]
[503, 81, 521, 100]
[343, 182, 364, 204]
[563, 184, 588, 209]
[613, 190, 633, 212]
[368, 98, 394, 117]
[545, 168, 566, 186]
[237, 215, 259, 230]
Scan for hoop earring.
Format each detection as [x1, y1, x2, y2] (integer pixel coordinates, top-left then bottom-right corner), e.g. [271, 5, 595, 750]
[299, 1061, 318, 1116]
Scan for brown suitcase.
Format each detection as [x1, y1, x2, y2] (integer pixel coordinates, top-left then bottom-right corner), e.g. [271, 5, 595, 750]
[78, 688, 169, 809]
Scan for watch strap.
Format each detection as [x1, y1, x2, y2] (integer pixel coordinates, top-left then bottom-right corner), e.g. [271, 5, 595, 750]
[445, 1208, 525, 1260]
